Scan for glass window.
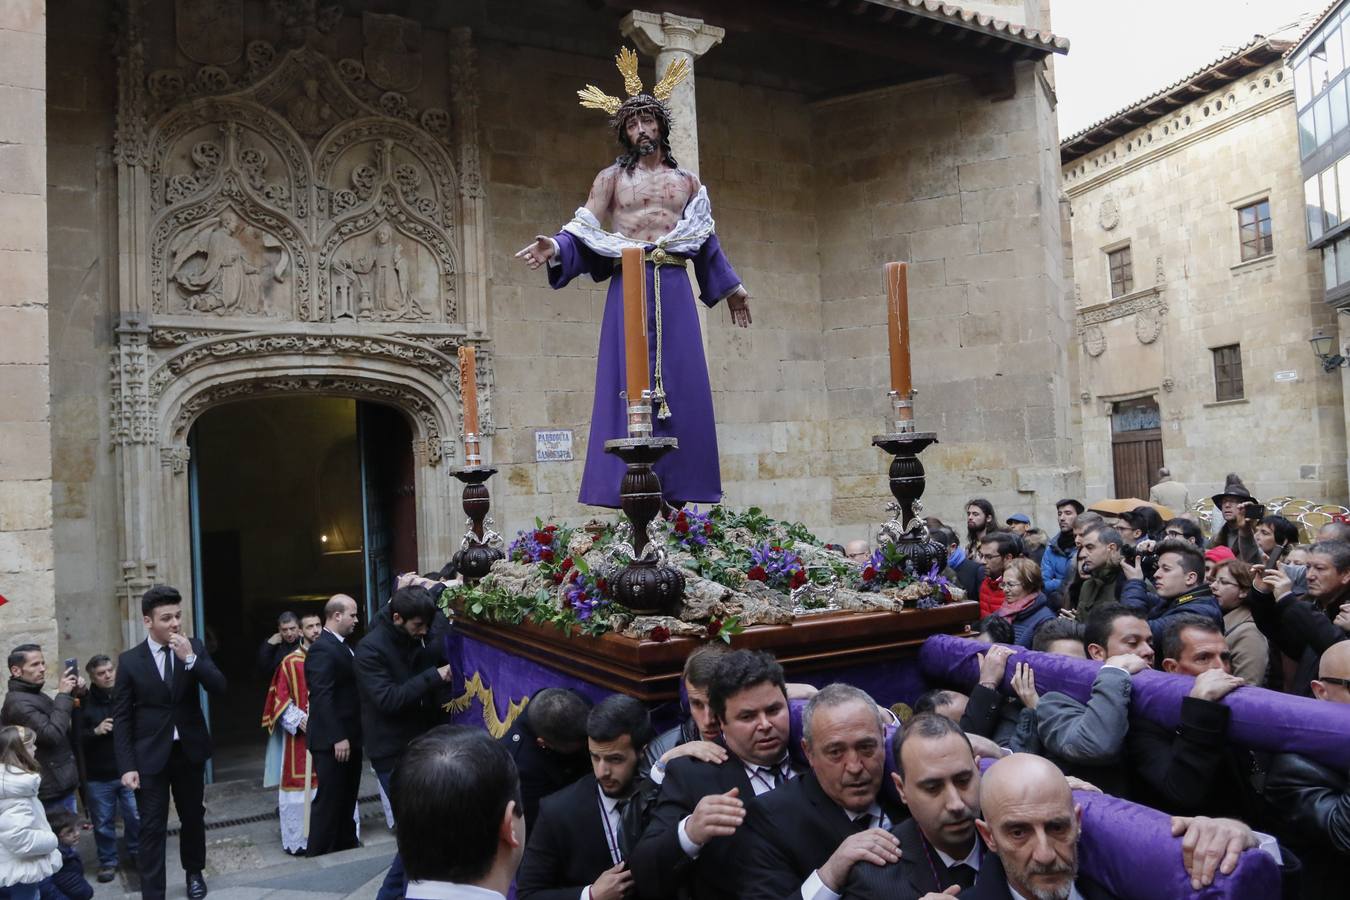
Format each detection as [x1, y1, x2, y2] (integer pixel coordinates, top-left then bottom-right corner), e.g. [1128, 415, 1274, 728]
[1334, 79, 1349, 135]
[1326, 167, 1342, 230]
[1297, 58, 1313, 109]
[1316, 95, 1333, 146]
[1326, 243, 1338, 288]
[1212, 345, 1244, 402]
[1313, 44, 1330, 92]
[1309, 176, 1326, 242]
[1338, 236, 1350, 284]
[1338, 159, 1350, 216]
[1301, 110, 1318, 158]
[1330, 28, 1345, 77]
[1238, 200, 1274, 261]
[1107, 246, 1133, 298]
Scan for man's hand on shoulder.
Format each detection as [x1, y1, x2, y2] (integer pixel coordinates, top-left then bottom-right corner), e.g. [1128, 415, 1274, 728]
[817, 829, 902, 892]
[660, 740, 727, 767]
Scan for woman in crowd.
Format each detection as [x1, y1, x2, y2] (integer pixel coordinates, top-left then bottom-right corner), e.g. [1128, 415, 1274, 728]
[0, 726, 62, 900]
[1211, 559, 1269, 687]
[997, 558, 1056, 648]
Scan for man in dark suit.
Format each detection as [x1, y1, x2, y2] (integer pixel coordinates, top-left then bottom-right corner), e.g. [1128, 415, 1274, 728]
[304, 593, 362, 857]
[517, 694, 653, 900]
[969, 754, 1115, 900]
[629, 649, 800, 900]
[742, 683, 905, 900]
[113, 585, 227, 900]
[501, 687, 593, 830]
[845, 713, 985, 899]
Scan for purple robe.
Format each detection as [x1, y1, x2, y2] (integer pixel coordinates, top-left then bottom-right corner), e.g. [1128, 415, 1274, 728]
[548, 231, 741, 508]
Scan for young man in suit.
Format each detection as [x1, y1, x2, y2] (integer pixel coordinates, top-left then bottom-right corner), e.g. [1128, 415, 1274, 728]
[113, 585, 227, 900]
[970, 754, 1114, 900]
[516, 694, 653, 900]
[501, 687, 593, 830]
[392, 726, 526, 900]
[742, 683, 905, 900]
[629, 649, 798, 900]
[844, 713, 985, 899]
[304, 593, 363, 857]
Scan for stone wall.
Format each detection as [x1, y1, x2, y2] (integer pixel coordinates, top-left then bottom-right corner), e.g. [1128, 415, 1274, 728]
[814, 63, 1080, 541]
[1064, 62, 1348, 506]
[44, 0, 121, 664]
[0, 1, 58, 663]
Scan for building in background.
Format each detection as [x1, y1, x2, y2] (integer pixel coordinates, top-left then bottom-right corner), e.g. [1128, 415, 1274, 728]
[1061, 34, 1346, 508]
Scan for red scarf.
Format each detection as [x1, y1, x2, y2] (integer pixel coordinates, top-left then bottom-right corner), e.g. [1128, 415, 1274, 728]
[997, 591, 1039, 619]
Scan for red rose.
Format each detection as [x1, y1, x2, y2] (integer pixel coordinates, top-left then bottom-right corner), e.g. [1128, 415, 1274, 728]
[862, 566, 877, 581]
[747, 565, 768, 582]
[791, 569, 807, 589]
[886, 567, 902, 583]
[597, 577, 608, 592]
[569, 569, 581, 583]
[545, 524, 558, 532]
[540, 549, 554, 562]
[704, 522, 713, 536]
[650, 625, 671, 643]
[552, 572, 563, 584]
[536, 530, 554, 545]
[675, 519, 690, 534]
[707, 619, 723, 637]
[772, 545, 782, 552]
[561, 556, 574, 572]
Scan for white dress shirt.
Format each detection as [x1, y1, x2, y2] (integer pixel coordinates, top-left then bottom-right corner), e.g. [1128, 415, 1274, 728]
[581, 786, 630, 900]
[934, 838, 981, 876]
[405, 882, 506, 900]
[324, 626, 354, 654]
[146, 636, 195, 741]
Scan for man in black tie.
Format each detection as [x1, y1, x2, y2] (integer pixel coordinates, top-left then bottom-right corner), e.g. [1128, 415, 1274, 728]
[113, 585, 227, 900]
[304, 593, 363, 857]
[629, 649, 798, 900]
[517, 694, 654, 900]
[742, 683, 906, 900]
[844, 713, 985, 899]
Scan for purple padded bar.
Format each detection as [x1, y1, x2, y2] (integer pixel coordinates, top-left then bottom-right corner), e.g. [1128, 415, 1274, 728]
[920, 633, 1350, 770]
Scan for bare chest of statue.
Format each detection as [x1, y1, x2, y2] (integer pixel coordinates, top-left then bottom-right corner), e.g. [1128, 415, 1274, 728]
[610, 165, 693, 243]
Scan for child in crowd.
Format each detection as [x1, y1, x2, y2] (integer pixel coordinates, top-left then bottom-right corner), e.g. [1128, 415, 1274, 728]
[37, 811, 91, 900]
[0, 726, 62, 900]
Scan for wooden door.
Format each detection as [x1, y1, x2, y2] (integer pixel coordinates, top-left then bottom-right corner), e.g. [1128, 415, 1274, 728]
[1111, 398, 1163, 498]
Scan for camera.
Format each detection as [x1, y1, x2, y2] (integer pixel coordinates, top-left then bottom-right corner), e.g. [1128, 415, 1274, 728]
[1243, 502, 1264, 521]
[1120, 544, 1158, 578]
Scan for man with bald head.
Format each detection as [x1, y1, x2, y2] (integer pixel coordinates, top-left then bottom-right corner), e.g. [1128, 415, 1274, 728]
[304, 593, 363, 857]
[970, 754, 1114, 899]
[1264, 641, 1350, 898]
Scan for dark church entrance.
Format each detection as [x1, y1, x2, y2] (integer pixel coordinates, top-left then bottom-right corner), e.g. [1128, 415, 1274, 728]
[188, 396, 418, 782]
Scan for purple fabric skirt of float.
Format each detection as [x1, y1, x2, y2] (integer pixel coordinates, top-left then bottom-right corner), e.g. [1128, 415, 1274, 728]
[920, 633, 1350, 770]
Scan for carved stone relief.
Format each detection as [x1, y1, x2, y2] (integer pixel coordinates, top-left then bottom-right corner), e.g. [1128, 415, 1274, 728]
[1082, 326, 1106, 358]
[175, 0, 244, 67]
[1098, 197, 1119, 231]
[1135, 308, 1163, 344]
[363, 12, 423, 93]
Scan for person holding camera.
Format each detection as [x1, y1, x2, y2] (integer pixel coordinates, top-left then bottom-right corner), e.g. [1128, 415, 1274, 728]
[1207, 482, 1262, 565]
[0, 645, 84, 813]
[1120, 538, 1223, 645]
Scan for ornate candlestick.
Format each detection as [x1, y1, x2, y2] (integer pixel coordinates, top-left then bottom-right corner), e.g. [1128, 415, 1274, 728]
[872, 412, 947, 578]
[603, 402, 685, 615]
[451, 461, 504, 585]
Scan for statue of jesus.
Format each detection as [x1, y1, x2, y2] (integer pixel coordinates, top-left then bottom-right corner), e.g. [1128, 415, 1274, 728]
[516, 49, 750, 509]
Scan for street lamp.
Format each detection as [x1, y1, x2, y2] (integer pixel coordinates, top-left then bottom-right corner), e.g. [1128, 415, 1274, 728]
[1310, 330, 1349, 371]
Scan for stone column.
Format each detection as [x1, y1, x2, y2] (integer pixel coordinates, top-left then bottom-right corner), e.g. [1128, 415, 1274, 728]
[621, 11, 725, 362]
[0, 2, 58, 660]
[620, 11, 724, 176]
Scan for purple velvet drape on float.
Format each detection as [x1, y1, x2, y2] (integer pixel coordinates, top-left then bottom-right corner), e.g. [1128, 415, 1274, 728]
[920, 633, 1350, 770]
[547, 232, 741, 508]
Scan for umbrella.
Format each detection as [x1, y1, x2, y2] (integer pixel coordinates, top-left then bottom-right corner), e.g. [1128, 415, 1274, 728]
[1087, 498, 1176, 521]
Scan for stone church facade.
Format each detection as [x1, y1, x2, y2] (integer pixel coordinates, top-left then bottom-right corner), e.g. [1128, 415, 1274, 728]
[4, 0, 1079, 666]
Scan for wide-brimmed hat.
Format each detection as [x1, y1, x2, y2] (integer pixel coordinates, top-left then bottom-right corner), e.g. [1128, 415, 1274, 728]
[1211, 484, 1258, 506]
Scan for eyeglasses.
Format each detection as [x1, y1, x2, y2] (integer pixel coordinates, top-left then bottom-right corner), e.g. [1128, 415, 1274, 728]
[1318, 676, 1350, 688]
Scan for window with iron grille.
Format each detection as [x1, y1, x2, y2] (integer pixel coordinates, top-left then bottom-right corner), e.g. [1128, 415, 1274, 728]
[1237, 200, 1273, 261]
[1213, 344, 1244, 401]
[1108, 246, 1133, 298]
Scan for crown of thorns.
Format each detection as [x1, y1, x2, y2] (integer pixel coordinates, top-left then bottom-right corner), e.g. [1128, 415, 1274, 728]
[577, 46, 689, 127]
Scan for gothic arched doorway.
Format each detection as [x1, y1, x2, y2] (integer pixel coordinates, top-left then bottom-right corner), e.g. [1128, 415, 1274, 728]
[188, 395, 416, 780]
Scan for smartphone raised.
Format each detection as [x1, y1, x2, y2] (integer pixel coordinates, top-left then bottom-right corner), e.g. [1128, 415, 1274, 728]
[63, 657, 78, 675]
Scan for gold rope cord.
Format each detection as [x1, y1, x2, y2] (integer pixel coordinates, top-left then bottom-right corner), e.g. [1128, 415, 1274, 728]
[443, 671, 531, 739]
[645, 229, 710, 420]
